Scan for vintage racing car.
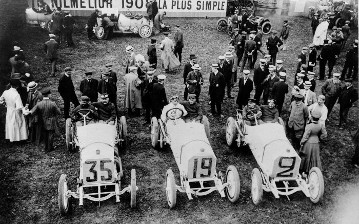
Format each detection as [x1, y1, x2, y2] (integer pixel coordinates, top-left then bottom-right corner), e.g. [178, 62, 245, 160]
[151, 108, 241, 208]
[94, 10, 153, 39]
[225, 111, 325, 205]
[58, 121, 137, 215]
[25, 7, 54, 31]
[65, 109, 127, 152]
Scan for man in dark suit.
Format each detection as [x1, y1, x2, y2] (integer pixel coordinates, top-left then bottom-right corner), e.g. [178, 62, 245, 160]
[105, 63, 118, 85]
[318, 39, 333, 80]
[58, 67, 79, 119]
[241, 34, 256, 71]
[26, 81, 43, 145]
[341, 40, 358, 80]
[263, 66, 280, 104]
[51, 7, 64, 44]
[222, 54, 234, 98]
[236, 70, 253, 109]
[143, 71, 158, 124]
[236, 31, 246, 66]
[266, 30, 283, 64]
[183, 54, 196, 100]
[44, 34, 59, 76]
[209, 64, 225, 117]
[275, 60, 286, 76]
[80, 71, 99, 102]
[26, 87, 61, 151]
[271, 72, 288, 115]
[173, 25, 184, 63]
[253, 59, 268, 104]
[311, 13, 319, 36]
[308, 44, 317, 72]
[338, 78, 358, 128]
[98, 73, 117, 106]
[296, 47, 307, 73]
[151, 75, 168, 118]
[147, 39, 157, 69]
[125, 45, 136, 74]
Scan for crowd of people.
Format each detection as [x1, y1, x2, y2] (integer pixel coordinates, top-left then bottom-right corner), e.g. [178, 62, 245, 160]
[1, 8, 358, 174]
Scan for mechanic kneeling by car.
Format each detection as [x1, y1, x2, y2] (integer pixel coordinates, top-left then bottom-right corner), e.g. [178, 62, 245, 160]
[72, 96, 98, 126]
[92, 93, 116, 125]
[181, 94, 203, 123]
[242, 98, 264, 126]
[260, 99, 280, 123]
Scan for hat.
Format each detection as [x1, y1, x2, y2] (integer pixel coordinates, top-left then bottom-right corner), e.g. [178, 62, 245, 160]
[241, 31, 247, 35]
[248, 98, 256, 103]
[163, 32, 169, 36]
[269, 65, 276, 70]
[100, 93, 109, 98]
[10, 73, 21, 79]
[228, 45, 235, 50]
[218, 55, 225, 60]
[250, 30, 257, 34]
[105, 63, 113, 68]
[345, 78, 353, 83]
[312, 110, 322, 119]
[302, 47, 308, 50]
[126, 45, 134, 52]
[188, 93, 196, 99]
[128, 66, 138, 71]
[190, 54, 197, 59]
[25, 73, 30, 77]
[345, 20, 350, 24]
[233, 28, 239, 32]
[249, 34, 255, 39]
[191, 64, 201, 70]
[135, 54, 145, 62]
[332, 26, 337, 30]
[276, 60, 283, 64]
[309, 43, 315, 48]
[13, 46, 20, 51]
[307, 71, 315, 75]
[27, 81, 38, 90]
[85, 71, 93, 76]
[81, 95, 90, 103]
[279, 72, 286, 77]
[333, 73, 340, 77]
[41, 87, 51, 95]
[64, 67, 72, 72]
[211, 63, 219, 68]
[243, 70, 250, 74]
[175, 25, 180, 28]
[323, 39, 329, 44]
[158, 74, 166, 80]
[297, 73, 305, 78]
[354, 40, 358, 45]
[260, 59, 266, 63]
[314, 12, 319, 15]
[284, 20, 288, 23]
[304, 81, 312, 86]
[151, 38, 156, 44]
[337, 27, 342, 30]
[264, 54, 271, 58]
[294, 94, 304, 100]
[49, 33, 56, 38]
[271, 30, 277, 34]
[225, 52, 233, 57]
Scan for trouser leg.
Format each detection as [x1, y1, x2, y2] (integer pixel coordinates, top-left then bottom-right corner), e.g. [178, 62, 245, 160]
[325, 96, 337, 116]
[51, 60, 56, 76]
[145, 107, 151, 122]
[210, 99, 216, 114]
[35, 124, 41, 146]
[226, 81, 232, 97]
[339, 106, 350, 125]
[241, 54, 248, 71]
[319, 59, 326, 80]
[216, 101, 222, 115]
[184, 86, 188, 100]
[341, 62, 349, 80]
[63, 98, 70, 119]
[328, 59, 336, 78]
[254, 85, 263, 104]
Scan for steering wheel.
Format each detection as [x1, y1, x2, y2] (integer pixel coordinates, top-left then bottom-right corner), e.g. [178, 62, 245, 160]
[77, 109, 93, 122]
[166, 108, 184, 120]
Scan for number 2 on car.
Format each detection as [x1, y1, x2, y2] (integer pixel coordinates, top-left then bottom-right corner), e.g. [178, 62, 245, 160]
[83, 159, 114, 183]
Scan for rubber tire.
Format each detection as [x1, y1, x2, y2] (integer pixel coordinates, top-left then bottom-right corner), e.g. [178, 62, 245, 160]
[308, 167, 325, 204]
[226, 117, 237, 147]
[216, 18, 228, 32]
[251, 168, 263, 205]
[58, 174, 70, 215]
[46, 20, 52, 32]
[201, 115, 210, 139]
[225, 165, 241, 203]
[130, 169, 137, 208]
[119, 116, 127, 149]
[151, 117, 159, 149]
[335, 18, 345, 28]
[65, 118, 73, 152]
[166, 169, 177, 209]
[261, 21, 272, 35]
[94, 26, 105, 40]
[139, 24, 152, 38]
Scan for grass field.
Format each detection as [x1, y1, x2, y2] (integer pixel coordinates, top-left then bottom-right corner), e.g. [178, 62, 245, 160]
[0, 15, 358, 224]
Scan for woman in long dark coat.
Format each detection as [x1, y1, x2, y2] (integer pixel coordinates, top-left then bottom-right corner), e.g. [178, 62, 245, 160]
[299, 110, 327, 174]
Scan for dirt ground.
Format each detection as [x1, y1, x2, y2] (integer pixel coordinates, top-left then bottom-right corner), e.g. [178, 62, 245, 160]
[0, 15, 358, 224]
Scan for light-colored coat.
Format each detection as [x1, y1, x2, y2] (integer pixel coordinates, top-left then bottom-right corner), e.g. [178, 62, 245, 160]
[160, 37, 180, 70]
[124, 72, 142, 109]
[313, 21, 329, 46]
[302, 89, 317, 106]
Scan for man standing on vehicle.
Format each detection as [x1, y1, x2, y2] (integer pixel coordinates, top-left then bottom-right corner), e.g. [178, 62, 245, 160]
[87, 9, 100, 40]
[209, 64, 225, 117]
[44, 33, 59, 77]
[93, 94, 117, 125]
[151, 74, 168, 119]
[173, 25, 184, 63]
[58, 67, 79, 119]
[183, 54, 196, 100]
[80, 71, 99, 103]
[266, 30, 283, 64]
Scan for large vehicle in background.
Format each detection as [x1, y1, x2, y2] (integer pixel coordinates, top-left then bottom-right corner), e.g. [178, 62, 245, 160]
[25, 7, 53, 31]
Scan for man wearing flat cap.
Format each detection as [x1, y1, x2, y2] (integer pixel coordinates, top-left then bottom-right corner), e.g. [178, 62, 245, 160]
[279, 20, 290, 51]
[186, 64, 203, 103]
[25, 81, 43, 145]
[80, 71, 99, 103]
[183, 54, 197, 100]
[266, 30, 283, 64]
[209, 64, 225, 117]
[147, 39, 157, 69]
[338, 78, 358, 128]
[93, 93, 117, 125]
[44, 33, 59, 76]
[174, 25, 184, 63]
[272, 72, 288, 115]
[58, 67, 80, 119]
[72, 96, 98, 126]
[25, 87, 61, 151]
[341, 40, 358, 80]
[236, 70, 253, 109]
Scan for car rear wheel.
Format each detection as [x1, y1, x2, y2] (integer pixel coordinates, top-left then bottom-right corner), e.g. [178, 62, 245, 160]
[251, 168, 263, 205]
[226, 117, 237, 147]
[130, 169, 137, 208]
[308, 167, 324, 204]
[58, 174, 70, 215]
[225, 165, 241, 203]
[139, 24, 152, 38]
[261, 21, 272, 35]
[216, 18, 228, 32]
[201, 115, 210, 139]
[65, 118, 73, 152]
[94, 26, 105, 40]
[119, 116, 127, 149]
[151, 117, 160, 149]
[166, 169, 177, 209]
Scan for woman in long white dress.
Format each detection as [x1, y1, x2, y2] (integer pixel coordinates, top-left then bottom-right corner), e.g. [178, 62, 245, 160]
[0, 80, 28, 142]
[160, 33, 180, 72]
[313, 19, 329, 46]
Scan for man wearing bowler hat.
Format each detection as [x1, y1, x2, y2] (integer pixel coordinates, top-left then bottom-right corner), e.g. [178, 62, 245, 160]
[147, 38, 158, 69]
[26, 81, 43, 145]
[209, 64, 225, 117]
[183, 54, 196, 100]
[58, 67, 80, 119]
[44, 33, 59, 76]
[80, 70, 99, 102]
[266, 30, 283, 64]
[25, 87, 61, 151]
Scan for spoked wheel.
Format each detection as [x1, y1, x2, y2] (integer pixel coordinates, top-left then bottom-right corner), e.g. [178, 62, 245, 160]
[251, 168, 263, 205]
[166, 169, 177, 209]
[216, 18, 228, 32]
[201, 115, 210, 139]
[139, 24, 152, 38]
[151, 117, 160, 149]
[58, 174, 70, 215]
[115, 157, 123, 179]
[335, 18, 345, 28]
[119, 116, 128, 149]
[94, 26, 105, 39]
[225, 165, 241, 203]
[65, 118, 73, 152]
[130, 169, 137, 208]
[261, 21, 272, 35]
[226, 117, 237, 147]
[308, 167, 324, 204]
[46, 21, 52, 32]
[159, 131, 164, 149]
